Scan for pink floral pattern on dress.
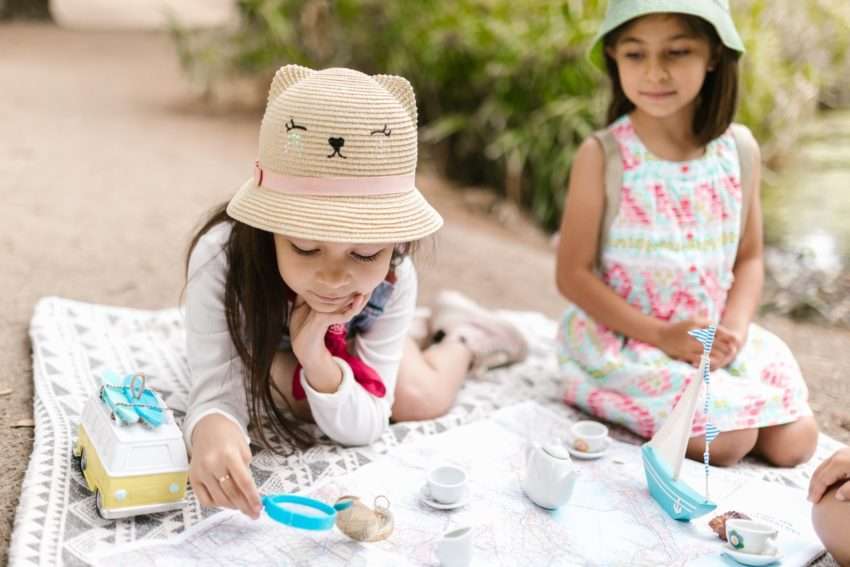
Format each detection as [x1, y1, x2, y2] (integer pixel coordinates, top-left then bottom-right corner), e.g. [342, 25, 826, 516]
[637, 369, 673, 396]
[558, 115, 811, 438]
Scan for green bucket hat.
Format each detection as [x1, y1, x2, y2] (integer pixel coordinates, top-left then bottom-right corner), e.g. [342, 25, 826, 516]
[588, 0, 745, 70]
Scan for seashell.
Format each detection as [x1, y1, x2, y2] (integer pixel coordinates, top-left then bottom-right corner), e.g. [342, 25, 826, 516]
[573, 438, 590, 452]
[335, 495, 394, 542]
[709, 510, 751, 541]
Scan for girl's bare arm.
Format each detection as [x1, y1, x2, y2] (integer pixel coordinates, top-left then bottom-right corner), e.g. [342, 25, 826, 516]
[720, 142, 764, 335]
[555, 138, 706, 363]
[556, 139, 659, 344]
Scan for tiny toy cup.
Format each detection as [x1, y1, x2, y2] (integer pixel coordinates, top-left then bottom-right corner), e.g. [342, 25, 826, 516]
[570, 420, 609, 453]
[426, 464, 468, 505]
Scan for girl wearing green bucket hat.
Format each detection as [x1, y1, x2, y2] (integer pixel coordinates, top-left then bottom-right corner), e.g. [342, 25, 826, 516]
[555, 2, 818, 468]
[181, 66, 528, 519]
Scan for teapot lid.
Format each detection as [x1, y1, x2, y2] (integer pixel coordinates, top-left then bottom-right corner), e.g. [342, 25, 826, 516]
[542, 443, 570, 460]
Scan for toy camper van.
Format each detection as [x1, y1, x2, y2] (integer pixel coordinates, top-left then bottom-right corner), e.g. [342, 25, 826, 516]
[72, 372, 189, 519]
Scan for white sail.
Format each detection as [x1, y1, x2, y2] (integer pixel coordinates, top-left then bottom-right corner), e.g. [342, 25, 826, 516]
[646, 355, 707, 480]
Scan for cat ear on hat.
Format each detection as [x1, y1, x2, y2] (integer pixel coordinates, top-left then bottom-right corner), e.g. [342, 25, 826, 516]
[268, 64, 315, 103]
[373, 74, 417, 126]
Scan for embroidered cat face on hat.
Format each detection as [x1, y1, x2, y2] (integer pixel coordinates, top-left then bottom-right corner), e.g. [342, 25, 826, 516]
[261, 66, 417, 178]
[227, 65, 442, 243]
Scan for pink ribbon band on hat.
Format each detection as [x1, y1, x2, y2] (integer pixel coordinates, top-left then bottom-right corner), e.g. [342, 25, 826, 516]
[254, 161, 415, 196]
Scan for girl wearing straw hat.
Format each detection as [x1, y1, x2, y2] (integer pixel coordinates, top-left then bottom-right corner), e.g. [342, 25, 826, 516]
[555, 1, 817, 468]
[182, 66, 528, 518]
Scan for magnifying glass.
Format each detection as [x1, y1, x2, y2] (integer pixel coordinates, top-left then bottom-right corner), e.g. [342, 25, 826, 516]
[262, 494, 353, 531]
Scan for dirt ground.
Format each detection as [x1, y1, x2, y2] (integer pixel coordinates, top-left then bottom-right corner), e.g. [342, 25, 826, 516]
[1, 24, 848, 565]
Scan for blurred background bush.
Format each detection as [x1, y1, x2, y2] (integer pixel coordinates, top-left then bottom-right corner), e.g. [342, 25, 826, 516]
[172, 0, 850, 230]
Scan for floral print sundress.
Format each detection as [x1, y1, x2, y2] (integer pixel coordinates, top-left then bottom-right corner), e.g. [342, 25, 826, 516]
[557, 115, 811, 439]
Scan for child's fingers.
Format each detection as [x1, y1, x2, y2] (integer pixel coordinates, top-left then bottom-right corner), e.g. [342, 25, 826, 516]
[192, 479, 214, 508]
[229, 461, 262, 519]
[330, 294, 367, 323]
[836, 479, 850, 501]
[808, 456, 846, 503]
[205, 473, 237, 510]
[218, 467, 259, 519]
[808, 456, 832, 502]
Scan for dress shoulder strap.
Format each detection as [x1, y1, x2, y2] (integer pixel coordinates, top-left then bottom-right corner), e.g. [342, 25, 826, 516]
[591, 127, 624, 267]
[729, 123, 758, 240]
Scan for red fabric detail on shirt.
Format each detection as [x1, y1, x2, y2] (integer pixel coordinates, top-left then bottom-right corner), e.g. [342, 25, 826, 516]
[291, 324, 386, 400]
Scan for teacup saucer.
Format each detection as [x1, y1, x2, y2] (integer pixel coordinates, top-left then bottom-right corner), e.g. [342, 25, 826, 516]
[419, 485, 470, 510]
[566, 437, 611, 460]
[722, 544, 782, 566]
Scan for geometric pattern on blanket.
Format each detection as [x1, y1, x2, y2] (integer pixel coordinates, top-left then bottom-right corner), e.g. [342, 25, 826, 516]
[9, 297, 843, 567]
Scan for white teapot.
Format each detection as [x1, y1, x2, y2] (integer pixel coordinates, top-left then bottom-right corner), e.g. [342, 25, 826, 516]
[522, 442, 578, 509]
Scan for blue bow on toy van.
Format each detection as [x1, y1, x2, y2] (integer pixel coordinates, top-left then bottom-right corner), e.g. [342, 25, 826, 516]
[99, 370, 165, 428]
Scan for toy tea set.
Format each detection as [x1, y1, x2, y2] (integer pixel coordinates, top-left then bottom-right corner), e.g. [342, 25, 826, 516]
[518, 326, 784, 567]
[74, 329, 783, 565]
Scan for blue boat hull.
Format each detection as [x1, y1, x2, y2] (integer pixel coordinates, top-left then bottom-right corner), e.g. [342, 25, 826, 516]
[641, 445, 716, 521]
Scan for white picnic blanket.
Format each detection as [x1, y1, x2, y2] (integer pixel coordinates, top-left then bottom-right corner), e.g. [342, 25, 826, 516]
[9, 297, 843, 566]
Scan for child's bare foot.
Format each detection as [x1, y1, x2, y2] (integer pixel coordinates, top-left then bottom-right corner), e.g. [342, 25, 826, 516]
[430, 290, 528, 375]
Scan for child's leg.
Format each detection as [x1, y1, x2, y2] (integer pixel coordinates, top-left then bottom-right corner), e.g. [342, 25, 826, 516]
[429, 290, 528, 375]
[392, 338, 473, 421]
[685, 428, 758, 467]
[812, 486, 850, 566]
[392, 292, 530, 421]
[753, 416, 818, 467]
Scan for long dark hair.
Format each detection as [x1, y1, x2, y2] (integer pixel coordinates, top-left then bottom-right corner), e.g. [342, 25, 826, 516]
[185, 203, 413, 455]
[603, 14, 741, 146]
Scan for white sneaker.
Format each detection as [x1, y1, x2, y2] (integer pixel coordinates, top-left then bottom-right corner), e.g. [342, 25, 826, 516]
[430, 291, 528, 375]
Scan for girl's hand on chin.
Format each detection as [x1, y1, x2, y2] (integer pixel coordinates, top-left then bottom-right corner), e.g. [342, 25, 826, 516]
[289, 293, 368, 365]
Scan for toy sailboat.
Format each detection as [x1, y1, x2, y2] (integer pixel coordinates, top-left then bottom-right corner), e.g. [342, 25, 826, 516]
[641, 326, 719, 521]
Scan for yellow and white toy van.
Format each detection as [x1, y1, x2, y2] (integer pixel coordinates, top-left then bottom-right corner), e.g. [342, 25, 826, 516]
[72, 382, 189, 519]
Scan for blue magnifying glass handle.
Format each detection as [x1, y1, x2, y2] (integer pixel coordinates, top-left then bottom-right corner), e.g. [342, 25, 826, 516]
[262, 494, 344, 531]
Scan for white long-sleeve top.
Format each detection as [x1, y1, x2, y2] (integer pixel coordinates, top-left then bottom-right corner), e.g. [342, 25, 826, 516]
[182, 222, 416, 450]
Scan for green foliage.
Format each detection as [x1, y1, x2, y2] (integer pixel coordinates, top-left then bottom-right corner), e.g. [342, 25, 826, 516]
[173, 0, 850, 230]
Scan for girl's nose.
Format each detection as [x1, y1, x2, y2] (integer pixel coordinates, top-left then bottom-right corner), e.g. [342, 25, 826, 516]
[647, 59, 670, 82]
[317, 265, 350, 289]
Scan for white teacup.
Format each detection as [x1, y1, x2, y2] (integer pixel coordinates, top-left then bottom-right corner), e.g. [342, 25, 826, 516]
[570, 420, 609, 453]
[725, 519, 779, 556]
[435, 525, 473, 567]
[426, 464, 468, 505]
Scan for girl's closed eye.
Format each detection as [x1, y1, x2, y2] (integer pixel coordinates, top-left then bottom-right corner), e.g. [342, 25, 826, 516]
[624, 51, 645, 60]
[351, 249, 383, 262]
[290, 242, 319, 256]
[668, 48, 692, 57]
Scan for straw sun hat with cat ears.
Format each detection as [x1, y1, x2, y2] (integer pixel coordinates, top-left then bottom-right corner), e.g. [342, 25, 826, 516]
[226, 65, 443, 244]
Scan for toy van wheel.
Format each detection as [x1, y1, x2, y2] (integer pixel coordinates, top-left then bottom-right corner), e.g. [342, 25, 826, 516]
[95, 490, 108, 520]
[79, 448, 87, 474]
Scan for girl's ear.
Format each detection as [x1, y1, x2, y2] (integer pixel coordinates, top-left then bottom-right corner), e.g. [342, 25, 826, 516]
[268, 65, 315, 103]
[373, 75, 417, 125]
[708, 45, 723, 72]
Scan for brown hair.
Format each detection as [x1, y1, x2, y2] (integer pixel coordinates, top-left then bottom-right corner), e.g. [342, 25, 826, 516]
[185, 204, 413, 455]
[603, 14, 741, 146]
